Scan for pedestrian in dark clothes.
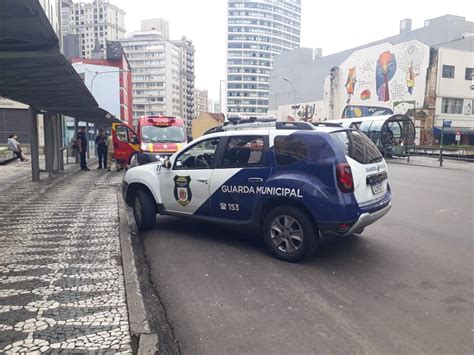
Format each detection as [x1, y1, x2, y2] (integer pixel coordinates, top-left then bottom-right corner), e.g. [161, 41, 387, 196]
[95, 128, 107, 169]
[77, 127, 89, 171]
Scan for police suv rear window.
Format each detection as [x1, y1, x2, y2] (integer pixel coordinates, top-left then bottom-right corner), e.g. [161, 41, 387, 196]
[274, 135, 308, 166]
[330, 130, 382, 164]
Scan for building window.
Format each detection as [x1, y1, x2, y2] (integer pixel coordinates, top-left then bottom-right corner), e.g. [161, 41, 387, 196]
[441, 98, 464, 114]
[442, 65, 455, 79]
[465, 67, 474, 81]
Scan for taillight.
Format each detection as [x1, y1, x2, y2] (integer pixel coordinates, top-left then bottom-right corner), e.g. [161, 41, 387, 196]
[336, 163, 354, 193]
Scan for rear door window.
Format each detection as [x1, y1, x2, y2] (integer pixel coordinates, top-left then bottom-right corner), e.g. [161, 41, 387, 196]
[331, 130, 382, 164]
[222, 136, 264, 168]
[274, 135, 308, 166]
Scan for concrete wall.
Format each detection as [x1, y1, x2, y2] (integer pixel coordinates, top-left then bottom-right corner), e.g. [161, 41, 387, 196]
[191, 113, 224, 139]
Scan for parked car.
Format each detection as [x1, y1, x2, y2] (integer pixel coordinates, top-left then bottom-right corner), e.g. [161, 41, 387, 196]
[122, 119, 392, 262]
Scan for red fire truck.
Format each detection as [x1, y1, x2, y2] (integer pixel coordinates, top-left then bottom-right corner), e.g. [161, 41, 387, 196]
[112, 115, 187, 167]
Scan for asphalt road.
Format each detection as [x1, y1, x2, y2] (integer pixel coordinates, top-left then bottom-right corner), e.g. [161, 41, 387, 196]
[141, 163, 473, 354]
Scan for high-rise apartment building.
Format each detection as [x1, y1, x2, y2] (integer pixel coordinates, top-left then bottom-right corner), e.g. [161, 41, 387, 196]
[121, 31, 181, 121]
[172, 37, 196, 130]
[121, 27, 195, 130]
[141, 18, 170, 40]
[226, 0, 301, 115]
[61, 0, 126, 58]
[195, 89, 209, 116]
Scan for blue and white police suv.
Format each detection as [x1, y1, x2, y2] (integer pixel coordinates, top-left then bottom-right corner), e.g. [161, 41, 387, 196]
[122, 119, 391, 262]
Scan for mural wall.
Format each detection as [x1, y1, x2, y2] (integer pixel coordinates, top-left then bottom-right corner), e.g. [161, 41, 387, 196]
[332, 40, 430, 119]
[272, 100, 328, 122]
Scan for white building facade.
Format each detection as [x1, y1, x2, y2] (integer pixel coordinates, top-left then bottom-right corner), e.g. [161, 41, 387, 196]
[226, 0, 301, 116]
[121, 31, 195, 127]
[61, 0, 126, 58]
[195, 89, 209, 117]
[434, 47, 474, 143]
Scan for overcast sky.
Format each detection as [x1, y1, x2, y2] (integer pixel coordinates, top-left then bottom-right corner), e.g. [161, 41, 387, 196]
[110, 0, 472, 100]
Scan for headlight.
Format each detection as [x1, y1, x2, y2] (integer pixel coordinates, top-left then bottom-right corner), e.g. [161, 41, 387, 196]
[140, 143, 149, 152]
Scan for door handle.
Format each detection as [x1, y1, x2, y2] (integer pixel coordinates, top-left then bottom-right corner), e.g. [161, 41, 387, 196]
[248, 177, 263, 183]
[197, 178, 208, 184]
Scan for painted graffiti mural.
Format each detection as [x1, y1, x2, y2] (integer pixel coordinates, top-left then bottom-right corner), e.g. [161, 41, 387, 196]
[272, 101, 327, 122]
[376, 51, 397, 101]
[332, 40, 430, 119]
[345, 67, 357, 104]
[274, 41, 430, 123]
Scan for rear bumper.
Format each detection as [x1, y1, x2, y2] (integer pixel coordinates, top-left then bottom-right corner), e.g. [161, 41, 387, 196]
[342, 201, 391, 236]
[318, 195, 392, 237]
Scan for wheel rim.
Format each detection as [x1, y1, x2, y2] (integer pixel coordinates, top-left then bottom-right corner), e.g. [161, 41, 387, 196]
[270, 215, 303, 253]
[134, 196, 142, 225]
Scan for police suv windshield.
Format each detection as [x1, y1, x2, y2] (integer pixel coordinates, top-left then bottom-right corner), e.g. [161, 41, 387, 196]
[141, 125, 185, 143]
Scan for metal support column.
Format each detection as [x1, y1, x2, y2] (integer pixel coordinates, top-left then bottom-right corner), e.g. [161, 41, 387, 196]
[29, 106, 40, 181]
[43, 112, 54, 177]
[52, 114, 60, 173]
[58, 115, 64, 170]
[74, 118, 79, 163]
[86, 122, 90, 159]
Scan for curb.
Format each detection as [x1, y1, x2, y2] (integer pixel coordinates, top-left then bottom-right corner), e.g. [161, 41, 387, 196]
[117, 193, 158, 354]
[117, 192, 180, 355]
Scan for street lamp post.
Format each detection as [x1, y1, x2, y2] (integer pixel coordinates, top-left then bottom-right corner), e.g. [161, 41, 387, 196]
[88, 69, 131, 93]
[283, 77, 297, 118]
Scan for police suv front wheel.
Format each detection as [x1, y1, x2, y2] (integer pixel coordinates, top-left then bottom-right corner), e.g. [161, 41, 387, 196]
[133, 190, 156, 231]
[263, 206, 318, 262]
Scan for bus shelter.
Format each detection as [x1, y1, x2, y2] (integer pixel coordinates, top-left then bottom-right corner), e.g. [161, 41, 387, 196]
[327, 114, 416, 156]
[0, 0, 118, 180]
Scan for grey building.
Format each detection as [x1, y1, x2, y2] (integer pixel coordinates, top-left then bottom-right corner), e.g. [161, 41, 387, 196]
[269, 15, 474, 109]
[172, 37, 196, 133]
[141, 18, 170, 41]
[121, 27, 195, 130]
[61, 0, 126, 59]
[226, 0, 301, 116]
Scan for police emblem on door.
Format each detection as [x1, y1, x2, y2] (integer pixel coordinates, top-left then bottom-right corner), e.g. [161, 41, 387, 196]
[174, 175, 192, 206]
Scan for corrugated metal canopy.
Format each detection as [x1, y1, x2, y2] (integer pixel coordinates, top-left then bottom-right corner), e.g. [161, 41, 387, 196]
[0, 0, 118, 125]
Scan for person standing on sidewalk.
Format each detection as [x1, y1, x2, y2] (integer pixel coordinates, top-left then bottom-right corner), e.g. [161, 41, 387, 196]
[95, 128, 107, 170]
[77, 127, 89, 171]
[106, 134, 115, 172]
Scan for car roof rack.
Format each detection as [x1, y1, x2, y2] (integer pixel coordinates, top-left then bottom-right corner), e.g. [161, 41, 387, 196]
[216, 120, 315, 132]
[203, 115, 317, 135]
[312, 122, 342, 127]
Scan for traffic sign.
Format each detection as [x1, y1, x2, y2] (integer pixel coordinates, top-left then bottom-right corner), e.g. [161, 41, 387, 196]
[455, 131, 461, 141]
[443, 120, 452, 127]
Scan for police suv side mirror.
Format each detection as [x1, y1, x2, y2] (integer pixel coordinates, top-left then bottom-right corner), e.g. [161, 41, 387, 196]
[163, 158, 172, 169]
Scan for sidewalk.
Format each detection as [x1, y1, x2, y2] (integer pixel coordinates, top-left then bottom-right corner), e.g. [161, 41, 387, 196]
[387, 155, 474, 172]
[0, 160, 133, 353]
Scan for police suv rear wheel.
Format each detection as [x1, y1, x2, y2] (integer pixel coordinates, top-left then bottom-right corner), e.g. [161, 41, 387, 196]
[133, 190, 156, 231]
[263, 206, 318, 262]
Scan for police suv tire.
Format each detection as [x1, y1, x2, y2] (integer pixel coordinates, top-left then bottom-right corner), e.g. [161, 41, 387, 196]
[263, 206, 318, 262]
[133, 190, 156, 231]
